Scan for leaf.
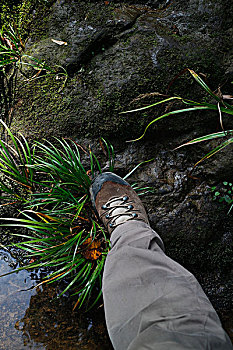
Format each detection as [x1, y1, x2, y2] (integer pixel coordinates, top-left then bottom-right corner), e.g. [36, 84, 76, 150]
[223, 95, 233, 100]
[81, 238, 102, 260]
[0, 130, 118, 309]
[175, 130, 233, 150]
[51, 39, 68, 46]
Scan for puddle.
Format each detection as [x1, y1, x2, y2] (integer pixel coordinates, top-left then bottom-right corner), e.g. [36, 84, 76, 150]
[1, 249, 232, 349]
[0, 250, 113, 350]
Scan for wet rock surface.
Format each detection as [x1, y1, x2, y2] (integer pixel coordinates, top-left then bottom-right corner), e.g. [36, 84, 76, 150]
[2, 0, 233, 345]
[114, 141, 233, 315]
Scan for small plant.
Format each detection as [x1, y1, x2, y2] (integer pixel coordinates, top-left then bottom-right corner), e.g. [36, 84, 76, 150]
[0, 24, 68, 82]
[0, 25, 23, 137]
[0, 120, 115, 309]
[0, 24, 25, 67]
[0, 24, 68, 139]
[212, 182, 233, 214]
[122, 69, 233, 168]
[0, 120, 151, 309]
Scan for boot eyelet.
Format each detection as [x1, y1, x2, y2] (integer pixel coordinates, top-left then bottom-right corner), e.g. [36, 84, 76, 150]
[106, 214, 110, 219]
[123, 196, 128, 201]
[128, 205, 133, 209]
[109, 223, 114, 228]
[102, 204, 107, 209]
[132, 213, 138, 218]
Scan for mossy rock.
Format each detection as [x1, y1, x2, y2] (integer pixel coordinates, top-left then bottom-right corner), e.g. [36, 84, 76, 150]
[11, 0, 233, 142]
[2, 0, 233, 320]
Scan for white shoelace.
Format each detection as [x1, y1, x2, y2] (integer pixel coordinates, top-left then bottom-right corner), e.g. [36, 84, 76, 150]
[100, 195, 139, 229]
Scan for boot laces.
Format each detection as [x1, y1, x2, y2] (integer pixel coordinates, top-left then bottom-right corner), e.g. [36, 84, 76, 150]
[100, 195, 140, 229]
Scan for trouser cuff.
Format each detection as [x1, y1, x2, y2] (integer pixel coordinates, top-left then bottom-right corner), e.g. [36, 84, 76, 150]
[110, 220, 165, 252]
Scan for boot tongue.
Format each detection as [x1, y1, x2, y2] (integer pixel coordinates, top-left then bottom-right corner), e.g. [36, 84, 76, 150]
[107, 198, 133, 226]
[108, 199, 122, 207]
[111, 208, 133, 226]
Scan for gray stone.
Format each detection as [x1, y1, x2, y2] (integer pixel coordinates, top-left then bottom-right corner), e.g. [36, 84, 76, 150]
[4, 0, 233, 323]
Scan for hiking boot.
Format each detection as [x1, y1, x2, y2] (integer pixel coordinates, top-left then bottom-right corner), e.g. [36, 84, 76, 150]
[90, 172, 149, 234]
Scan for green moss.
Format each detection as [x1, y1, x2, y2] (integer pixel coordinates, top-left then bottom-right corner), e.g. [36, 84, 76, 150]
[0, 0, 54, 40]
[0, 1, 22, 27]
[12, 75, 68, 140]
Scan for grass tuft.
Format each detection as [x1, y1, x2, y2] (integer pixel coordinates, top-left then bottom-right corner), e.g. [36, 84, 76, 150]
[0, 124, 115, 309]
[0, 121, 154, 308]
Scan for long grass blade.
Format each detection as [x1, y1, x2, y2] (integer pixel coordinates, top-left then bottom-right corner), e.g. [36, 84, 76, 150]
[121, 97, 182, 114]
[129, 106, 211, 142]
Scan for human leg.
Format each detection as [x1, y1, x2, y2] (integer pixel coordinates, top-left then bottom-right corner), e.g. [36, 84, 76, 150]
[90, 172, 232, 350]
[103, 221, 232, 350]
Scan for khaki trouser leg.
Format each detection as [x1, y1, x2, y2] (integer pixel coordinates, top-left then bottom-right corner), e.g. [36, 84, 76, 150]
[103, 221, 232, 350]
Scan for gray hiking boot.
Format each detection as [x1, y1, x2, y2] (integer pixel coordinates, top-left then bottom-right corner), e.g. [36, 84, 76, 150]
[90, 172, 149, 234]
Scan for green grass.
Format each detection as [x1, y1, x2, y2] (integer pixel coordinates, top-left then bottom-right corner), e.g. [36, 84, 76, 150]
[0, 24, 68, 83]
[0, 120, 115, 309]
[122, 69, 233, 168]
[0, 120, 152, 309]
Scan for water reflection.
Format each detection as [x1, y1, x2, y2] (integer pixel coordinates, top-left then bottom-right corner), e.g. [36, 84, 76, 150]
[0, 250, 38, 349]
[2, 249, 231, 348]
[0, 250, 112, 349]
[19, 284, 112, 349]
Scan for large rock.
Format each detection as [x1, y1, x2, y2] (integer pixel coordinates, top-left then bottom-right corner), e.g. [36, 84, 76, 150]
[5, 0, 233, 333]
[13, 0, 233, 141]
[113, 140, 233, 316]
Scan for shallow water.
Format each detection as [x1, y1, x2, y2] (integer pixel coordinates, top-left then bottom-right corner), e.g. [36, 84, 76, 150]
[0, 250, 112, 350]
[0, 249, 232, 349]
